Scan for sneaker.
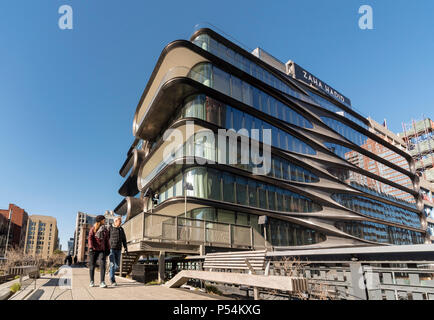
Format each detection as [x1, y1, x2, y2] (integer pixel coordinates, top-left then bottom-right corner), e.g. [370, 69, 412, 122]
[100, 282, 107, 288]
[111, 282, 117, 287]
[89, 281, 95, 287]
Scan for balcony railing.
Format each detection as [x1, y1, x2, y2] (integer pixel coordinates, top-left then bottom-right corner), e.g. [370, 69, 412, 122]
[122, 212, 266, 250]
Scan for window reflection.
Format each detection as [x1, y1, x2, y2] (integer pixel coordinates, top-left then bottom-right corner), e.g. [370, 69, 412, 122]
[332, 193, 421, 229]
[139, 127, 320, 190]
[192, 34, 314, 106]
[181, 94, 316, 155]
[328, 167, 416, 208]
[189, 63, 313, 130]
[335, 220, 424, 245]
[324, 142, 414, 193]
[156, 167, 322, 214]
[183, 207, 326, 247]
[321, 116, 410, 173]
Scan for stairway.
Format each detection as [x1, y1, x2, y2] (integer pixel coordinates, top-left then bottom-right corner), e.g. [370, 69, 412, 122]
[117, 252, 140, 277]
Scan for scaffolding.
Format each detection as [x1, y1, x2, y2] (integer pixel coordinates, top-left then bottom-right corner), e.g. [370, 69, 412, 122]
[401, 117, 434, 182]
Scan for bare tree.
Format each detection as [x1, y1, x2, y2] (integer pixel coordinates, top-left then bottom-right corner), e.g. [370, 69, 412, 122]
[1, 246, 36, 274]
[270, 257, 332, 300]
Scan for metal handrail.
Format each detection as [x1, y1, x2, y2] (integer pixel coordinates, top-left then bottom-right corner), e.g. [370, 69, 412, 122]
[123, 211, 255, 248]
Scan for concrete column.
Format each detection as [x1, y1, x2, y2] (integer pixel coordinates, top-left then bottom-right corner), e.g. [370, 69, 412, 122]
[253, 287, 260, 300]
[158, 251, 165, 283]
[349, 262, 367, 300]
[199, 245, 205, 256]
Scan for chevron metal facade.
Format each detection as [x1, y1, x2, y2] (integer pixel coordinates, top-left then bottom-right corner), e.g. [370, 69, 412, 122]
[115, 28, 428, 251]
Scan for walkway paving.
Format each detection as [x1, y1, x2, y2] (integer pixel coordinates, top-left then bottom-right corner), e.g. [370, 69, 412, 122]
[12, 266, 226, 300]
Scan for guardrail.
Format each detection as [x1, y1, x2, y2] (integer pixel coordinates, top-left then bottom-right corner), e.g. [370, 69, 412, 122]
[270, 260, 434, 300]
[8, 265, 39, 277]
[123, 212, 267, 250]
[0, 265, 39, 300]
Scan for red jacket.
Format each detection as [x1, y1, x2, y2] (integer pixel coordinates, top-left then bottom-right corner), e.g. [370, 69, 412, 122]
[88, 225, 110, 252]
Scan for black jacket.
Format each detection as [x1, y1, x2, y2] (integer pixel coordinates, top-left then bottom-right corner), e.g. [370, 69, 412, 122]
[109, 225, 127, 251]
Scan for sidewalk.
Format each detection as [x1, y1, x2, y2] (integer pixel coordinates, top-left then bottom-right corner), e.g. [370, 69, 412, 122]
[13, 266, 225, 300]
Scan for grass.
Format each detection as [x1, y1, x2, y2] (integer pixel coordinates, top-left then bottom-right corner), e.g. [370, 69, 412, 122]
[205, 284, 222, 295]
[40, 268, 58, 275]
[10, 283, 21, 294]
[145, 280, 163, 286]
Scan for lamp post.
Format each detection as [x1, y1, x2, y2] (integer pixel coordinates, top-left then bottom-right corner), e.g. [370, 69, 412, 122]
[4, 207, 12, 257]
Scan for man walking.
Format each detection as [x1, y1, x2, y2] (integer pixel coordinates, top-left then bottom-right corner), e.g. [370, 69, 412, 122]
[109, 216, 128, 286]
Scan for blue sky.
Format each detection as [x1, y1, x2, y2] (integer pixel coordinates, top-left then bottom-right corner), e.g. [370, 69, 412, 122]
[0, 0, 433, 249]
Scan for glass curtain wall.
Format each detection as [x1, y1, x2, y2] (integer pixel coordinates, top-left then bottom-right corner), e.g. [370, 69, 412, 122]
[192, 33, 367, 128]
[324, 142, 413, 191]
[331, 193, 421, 229]
[180, 94, 316, 155]
[321, 116, 410, 171]
[192, 34, 314, 105]
[156, 167, 322, 214]
[184, 207, 326, 247]
[189, 63, 313, 129]
[328, 167, 416, 207]
[335, 220, 425, 245]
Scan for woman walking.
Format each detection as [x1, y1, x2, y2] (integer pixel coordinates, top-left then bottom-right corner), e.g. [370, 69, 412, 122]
[88, 215, 110, 288]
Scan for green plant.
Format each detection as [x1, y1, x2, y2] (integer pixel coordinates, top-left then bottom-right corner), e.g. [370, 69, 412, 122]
[14, 275, 20, 280]
[10, 283, 21, 294]
[146, 280, 163, 286]
[205, 284, 222, 295]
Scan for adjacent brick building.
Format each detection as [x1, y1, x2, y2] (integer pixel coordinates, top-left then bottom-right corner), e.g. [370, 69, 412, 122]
[0, 204, 29, 254]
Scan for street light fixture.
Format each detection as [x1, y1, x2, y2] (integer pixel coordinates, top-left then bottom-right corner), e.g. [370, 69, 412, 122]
[4, 207, 12, 257]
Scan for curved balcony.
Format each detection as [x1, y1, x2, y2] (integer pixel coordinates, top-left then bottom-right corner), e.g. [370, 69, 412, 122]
[114, 196, 146, 220]
[118, 149, 147, 197]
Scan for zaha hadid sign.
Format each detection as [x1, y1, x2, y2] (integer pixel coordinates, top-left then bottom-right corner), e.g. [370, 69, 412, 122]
[286, 61, 352, 107]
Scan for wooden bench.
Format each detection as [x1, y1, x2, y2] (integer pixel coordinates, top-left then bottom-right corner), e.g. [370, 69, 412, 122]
[166, 250, 307, 299]
[203, 250, 268, 275]
[8, 265, 40, 279]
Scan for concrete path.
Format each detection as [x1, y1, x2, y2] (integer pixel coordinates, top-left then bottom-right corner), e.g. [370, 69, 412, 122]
[15, 266, 225, 300]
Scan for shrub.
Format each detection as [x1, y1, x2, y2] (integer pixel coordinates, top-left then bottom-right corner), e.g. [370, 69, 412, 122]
[205, 284, 222, 295]
[10, 283, 21, 294]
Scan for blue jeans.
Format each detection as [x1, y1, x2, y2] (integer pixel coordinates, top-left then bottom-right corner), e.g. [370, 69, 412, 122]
[109, 249, 121, 283]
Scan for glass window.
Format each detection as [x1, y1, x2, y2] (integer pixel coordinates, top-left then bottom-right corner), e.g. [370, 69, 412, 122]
[336, 220, 424, 245]
[252, 87, 261, 112]
[242, 81, 253, 106]
[190, 63, 212, 87]
[236, 176, 248, 205]
[332, 193, 421, 229]
[230, 76, 242, 101]
[258, 183, 267, 209]
[268, 186, 276, 211]
[236, 212, 249, 226]
[213, 66, 230, 95]
[233, 108, 243, 132]
[225, 105, 233, 129]
[217, 209, 235, 224]
[223, 172, 235, 203]
[248, 179, 258, 207]
[207, 169, 221, 201]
